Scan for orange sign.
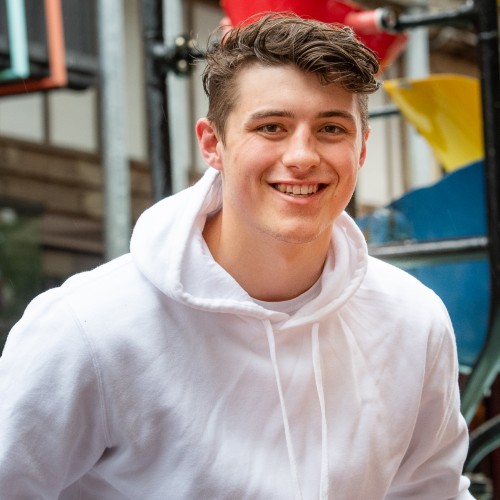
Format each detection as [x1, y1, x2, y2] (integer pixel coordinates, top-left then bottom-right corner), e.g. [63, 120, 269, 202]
[0, 0, 67, 96]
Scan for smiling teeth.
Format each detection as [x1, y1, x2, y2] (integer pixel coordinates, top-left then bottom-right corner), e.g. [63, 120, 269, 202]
[275, 184, 319, 196]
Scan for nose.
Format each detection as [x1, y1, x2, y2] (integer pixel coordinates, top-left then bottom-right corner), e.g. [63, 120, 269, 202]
[281, 128, 320, 171]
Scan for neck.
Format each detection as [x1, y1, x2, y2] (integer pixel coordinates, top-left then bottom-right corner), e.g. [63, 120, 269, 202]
[203, 210, 332, 301]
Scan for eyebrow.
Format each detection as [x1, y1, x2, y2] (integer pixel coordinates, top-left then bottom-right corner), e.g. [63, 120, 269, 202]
[317, 110, 356, 122]
[248, 109, 356, 122]
[248, 110, 293, 120]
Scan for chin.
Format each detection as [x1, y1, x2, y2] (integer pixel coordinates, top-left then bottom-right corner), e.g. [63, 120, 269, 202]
[263, 224, 330, 246]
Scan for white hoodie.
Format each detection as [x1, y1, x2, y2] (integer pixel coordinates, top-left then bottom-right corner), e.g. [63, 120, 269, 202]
[0, 168, 473, 499]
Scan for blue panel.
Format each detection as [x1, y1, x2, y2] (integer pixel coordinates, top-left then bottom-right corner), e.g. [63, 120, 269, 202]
[357, 161, 489, 368]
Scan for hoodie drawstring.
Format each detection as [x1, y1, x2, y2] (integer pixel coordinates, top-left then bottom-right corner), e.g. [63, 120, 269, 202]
[263, 319, 329, 500]
[312, 322, 329, 500]
[264, 320, 303, 500]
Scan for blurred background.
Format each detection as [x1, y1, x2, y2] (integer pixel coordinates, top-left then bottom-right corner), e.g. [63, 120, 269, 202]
[0, 0, 498, 497]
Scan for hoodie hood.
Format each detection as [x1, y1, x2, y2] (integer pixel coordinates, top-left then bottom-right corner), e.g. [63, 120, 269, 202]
[131, 168, 369, 499]
[130, 168, 368, 327]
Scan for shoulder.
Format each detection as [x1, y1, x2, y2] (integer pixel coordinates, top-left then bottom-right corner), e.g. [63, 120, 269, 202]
[352, 256, 455, 359]
[6, 253, 158, 355]
[363, 256, 449, 316]
[61, 253, 157, 310]
[62, 253, 140, 294]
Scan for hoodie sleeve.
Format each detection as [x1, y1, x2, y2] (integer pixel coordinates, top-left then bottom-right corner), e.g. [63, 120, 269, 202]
[386, 311, 474, 499]
[0, 288, 110, 498]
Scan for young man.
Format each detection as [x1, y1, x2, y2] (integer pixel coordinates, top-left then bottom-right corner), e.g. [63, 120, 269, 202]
[0, 14, 473, 499]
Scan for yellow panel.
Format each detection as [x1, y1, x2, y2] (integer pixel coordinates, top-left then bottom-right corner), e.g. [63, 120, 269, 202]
[384, 74, 483, 172]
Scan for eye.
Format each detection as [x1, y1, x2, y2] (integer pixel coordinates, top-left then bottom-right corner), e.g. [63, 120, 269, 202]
[321, 124, 345, 134]
[258, 123, 283, 134]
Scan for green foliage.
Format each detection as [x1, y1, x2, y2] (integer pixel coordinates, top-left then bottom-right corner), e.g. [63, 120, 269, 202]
[0, 208, 42, 352]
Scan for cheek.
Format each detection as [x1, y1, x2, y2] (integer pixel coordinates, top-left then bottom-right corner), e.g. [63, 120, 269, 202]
[333, 152, 360, 182]
[219, 158, 250, 203]
[226, 148, 269, 184]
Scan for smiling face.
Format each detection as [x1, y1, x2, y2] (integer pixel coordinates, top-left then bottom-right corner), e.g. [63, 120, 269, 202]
[197, 63, 369, 250]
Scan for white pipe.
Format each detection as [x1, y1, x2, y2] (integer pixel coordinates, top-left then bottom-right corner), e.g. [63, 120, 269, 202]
[97, 0, 131, 259]
[164, 0, 191, 192]
[404, 1, 435, 189]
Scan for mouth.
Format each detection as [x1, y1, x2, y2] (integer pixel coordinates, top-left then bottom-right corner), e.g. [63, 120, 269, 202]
[272, 183, 326, 197]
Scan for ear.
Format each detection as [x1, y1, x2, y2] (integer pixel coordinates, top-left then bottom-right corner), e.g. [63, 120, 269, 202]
[358, 128, 370, 168]
[196, 118, 223, 171]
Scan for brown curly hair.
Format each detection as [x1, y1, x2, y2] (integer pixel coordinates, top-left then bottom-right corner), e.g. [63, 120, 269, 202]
[202, 13, 381, 142]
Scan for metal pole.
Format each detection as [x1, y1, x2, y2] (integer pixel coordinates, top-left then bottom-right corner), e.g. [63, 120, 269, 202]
[460, 0, 500, 423]
[97, 0, 131, 260]
[379, 3, 475, 31]
[476, 0, 500, 286]
[143, 0, 172, 201]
